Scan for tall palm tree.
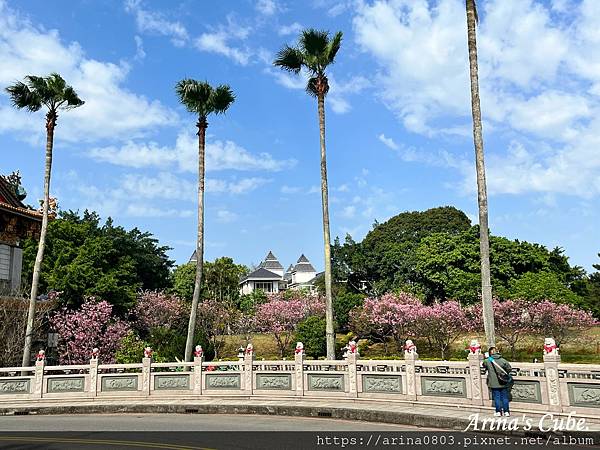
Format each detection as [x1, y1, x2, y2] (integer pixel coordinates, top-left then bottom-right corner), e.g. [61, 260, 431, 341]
[5, 73, 84, 367]
[274, 29, 342, 359]
[175, 79, 235, 362]
[465, 0, 495, 345]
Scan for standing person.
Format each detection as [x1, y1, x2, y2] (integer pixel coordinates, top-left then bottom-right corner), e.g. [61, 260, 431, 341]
[483, 347, 512, 416]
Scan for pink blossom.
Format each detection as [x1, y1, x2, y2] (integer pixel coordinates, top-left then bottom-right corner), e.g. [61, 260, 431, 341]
[50, 297, 130, 364]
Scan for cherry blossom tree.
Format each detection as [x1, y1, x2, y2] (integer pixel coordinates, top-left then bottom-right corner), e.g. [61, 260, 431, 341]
[50, 297, 130, 364]
[131, 290, 186, 334]
[416, 301, 470, 360]
[255, 293, 325, 358]
[349, 293, 422, 353]
[196, 298, 235, 359]
[528, 300, 597, 345]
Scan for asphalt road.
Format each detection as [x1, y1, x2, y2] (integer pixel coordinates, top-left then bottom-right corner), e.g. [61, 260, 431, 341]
[0, 413, 431, 431]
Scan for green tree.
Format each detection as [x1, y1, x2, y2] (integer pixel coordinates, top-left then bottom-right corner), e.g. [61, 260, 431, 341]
[22, 210, 173, 314]
[507, 272, 582, 304]
[295, 316, 327, 358]
[333, 291, 364, 333]
[334, 207, 471, 295]
[175, 79, 235, 362]
[465, 0, 495, 345]
[169, 258, 247, 305]
[581, 253, 600, 318]
[5, 73, 84, 366]
[274, 29, 343, 360]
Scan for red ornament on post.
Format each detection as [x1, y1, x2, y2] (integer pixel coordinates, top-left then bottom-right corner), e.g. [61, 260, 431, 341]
[36, 349, 46, 361]
[144, 347, 153, 358]
[91, 348, 99, 359]
[193, 345, 203, 358]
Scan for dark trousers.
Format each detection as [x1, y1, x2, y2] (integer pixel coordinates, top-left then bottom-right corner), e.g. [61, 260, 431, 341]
[491, 387, 510, 413]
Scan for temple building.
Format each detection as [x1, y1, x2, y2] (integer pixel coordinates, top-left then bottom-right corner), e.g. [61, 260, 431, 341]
[0, 172, 42, 294]
[239, 251, 321, 295]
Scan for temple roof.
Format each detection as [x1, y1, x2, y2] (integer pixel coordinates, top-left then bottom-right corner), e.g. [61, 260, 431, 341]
[0, 174, 42, 221]
[260, 250, 283, 271]
[293, 254, 316, 273]
[239, 267, 282, 283]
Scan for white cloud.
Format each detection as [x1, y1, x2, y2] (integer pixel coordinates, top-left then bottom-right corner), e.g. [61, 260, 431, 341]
[280, 185, 320, 195]
[134, 35, 146, 60]
[0, 1, 177, 143]
[194, 16, 253, 65]
[377, 133, 398, 150]
[341, 205, 356, 218]
[195, 33, 251, 65]
[278, 22, 303, 36]
[216, 209, 238, 223]
[88, 131, 296, 172]
[353, 0, 600, 197]
[256, 0, 278, 16]
[124, 0, 189, 46]
[207, 177, 271, 194]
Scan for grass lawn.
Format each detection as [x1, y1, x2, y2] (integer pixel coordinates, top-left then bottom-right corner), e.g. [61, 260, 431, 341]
[218, 327, 600, 363]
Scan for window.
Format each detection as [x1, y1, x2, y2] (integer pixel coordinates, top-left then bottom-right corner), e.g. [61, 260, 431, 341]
[254, 282, 273, 293]
[0, 244, 10, 280]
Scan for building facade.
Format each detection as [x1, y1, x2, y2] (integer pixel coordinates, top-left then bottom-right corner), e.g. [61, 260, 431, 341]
[239, 251, 322, 295]
[0, 172, 42, 295]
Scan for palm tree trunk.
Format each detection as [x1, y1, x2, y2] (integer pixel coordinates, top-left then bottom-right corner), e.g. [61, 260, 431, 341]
[22, 110, 56, 368]
[317, 93, 335, 360]
[185, 117, 208, 362]
[466, 0, 495, 346]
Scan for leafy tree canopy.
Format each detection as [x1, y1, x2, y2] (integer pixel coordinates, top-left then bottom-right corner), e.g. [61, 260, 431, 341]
[21, 210, 173, 314]
[170, 257, 248, 306]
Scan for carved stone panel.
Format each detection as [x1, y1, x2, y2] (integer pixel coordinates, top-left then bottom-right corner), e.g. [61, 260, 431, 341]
[568, 383, 600, 408]
[0, 379, 30, 395]
[206, 374, 241, 390]
[421, 377, 466, 398]
[308, 374, 344, 392]
[510, 381, 542, 404]
[154, 375, 190, 391]
[101, 376, 139, 392]
[362, 375, 402, 393]
[47, 377, 85, 393]
[256, 374, 292, 390]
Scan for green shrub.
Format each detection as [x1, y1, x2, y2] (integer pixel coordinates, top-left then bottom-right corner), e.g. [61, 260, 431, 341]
[295, 316, 327, 358]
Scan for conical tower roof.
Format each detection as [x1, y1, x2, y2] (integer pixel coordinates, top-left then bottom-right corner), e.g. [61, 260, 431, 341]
[293, 254, 316, 272]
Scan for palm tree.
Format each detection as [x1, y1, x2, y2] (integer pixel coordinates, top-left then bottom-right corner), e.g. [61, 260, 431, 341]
[274, 29, 342, 359]
[5, 73, 84, 367]
[175, 79, 235, 362]
[465, 0, 495, 346]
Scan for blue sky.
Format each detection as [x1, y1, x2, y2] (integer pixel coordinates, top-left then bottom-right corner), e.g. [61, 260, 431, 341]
[1, 0, 599, 272]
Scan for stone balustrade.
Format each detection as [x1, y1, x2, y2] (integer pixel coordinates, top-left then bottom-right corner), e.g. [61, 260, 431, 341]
[1, 349, 600, 416]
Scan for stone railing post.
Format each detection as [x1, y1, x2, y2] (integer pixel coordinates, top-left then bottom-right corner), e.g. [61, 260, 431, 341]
[33, 357, 45, 399]
[193, 354, 204, 395]
[294, 346, 304, 396]
[346, 351, 358, 398]
[142, 356, 152, 397]
[543, 340, 562, 412]
[468, 352, 484, 406]
[89, 356, 99, 397]
[404, 347, 418, 401]
[244, 349, 254, 395]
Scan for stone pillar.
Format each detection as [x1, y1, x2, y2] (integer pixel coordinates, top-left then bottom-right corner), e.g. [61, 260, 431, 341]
[468, 352, 484, 406]
[346, 352, 358, 398]
[142, 357, 152, 397]
[404, 351, 418, 401]
[89, 357, 99, 397]
[33, 358, 45, 399]
[192, 355, 203, 395]
[243, 352, 254, 395]
[294, 350, 304, 396]
[543, 350, 562, 412]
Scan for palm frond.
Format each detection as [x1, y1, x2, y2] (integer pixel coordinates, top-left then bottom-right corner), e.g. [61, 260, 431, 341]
[273, 46, 303, 73]
[175, 79, 213, 114]
[209, 85, 235, 114]
[61, 85, 85, 109]
[5, 81, 42, 112]
[300, 29, 329, 58]
[306, 76, 329, 98]
[24, 75, 53, 104]
[326, 31, 343, 65]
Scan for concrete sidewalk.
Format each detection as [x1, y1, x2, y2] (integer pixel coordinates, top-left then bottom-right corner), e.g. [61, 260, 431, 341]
[1, 397, 600, 433]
